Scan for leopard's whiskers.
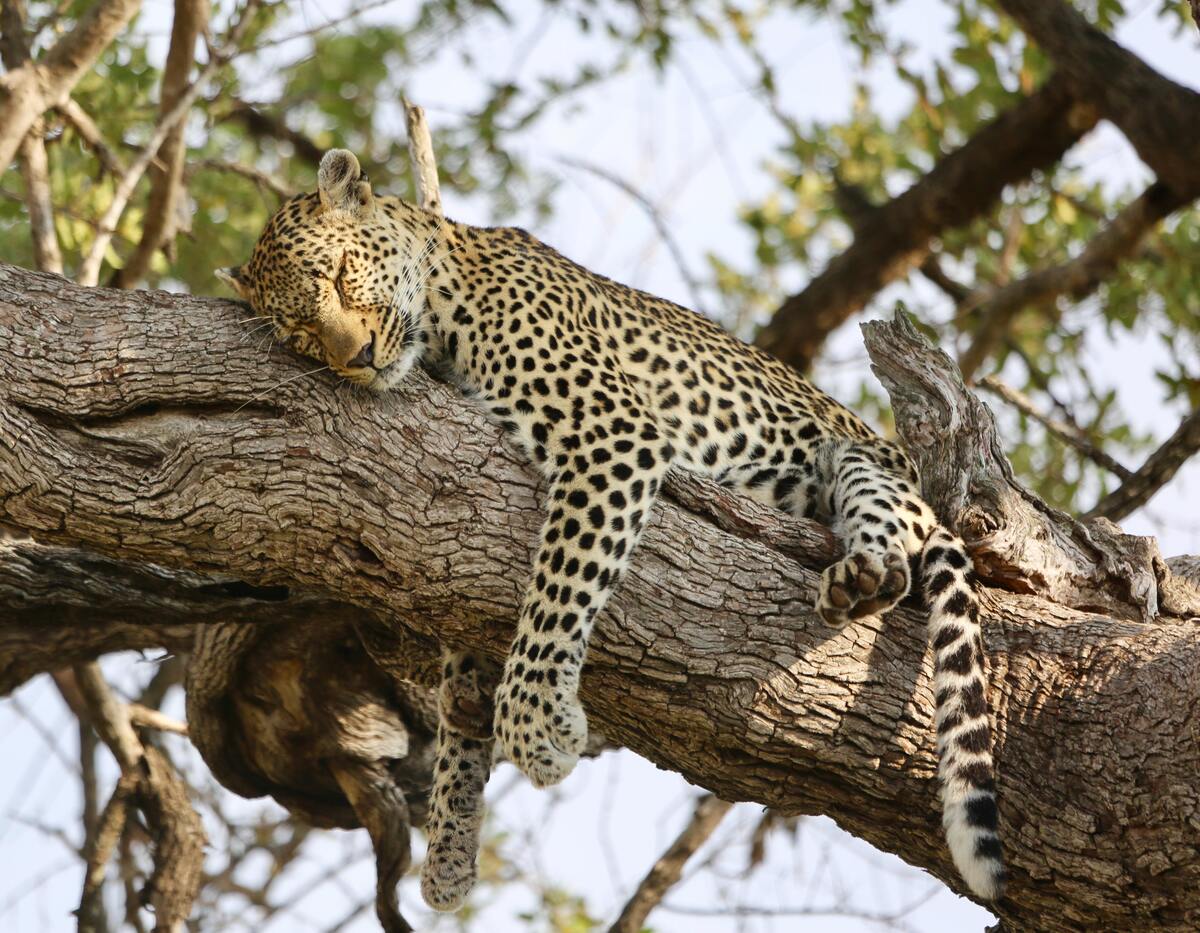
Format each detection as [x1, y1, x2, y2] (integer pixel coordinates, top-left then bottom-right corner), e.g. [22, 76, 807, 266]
[235, 365, 330, 413]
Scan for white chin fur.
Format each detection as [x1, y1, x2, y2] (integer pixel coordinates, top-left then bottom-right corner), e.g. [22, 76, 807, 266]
[368, 348, 420, 392]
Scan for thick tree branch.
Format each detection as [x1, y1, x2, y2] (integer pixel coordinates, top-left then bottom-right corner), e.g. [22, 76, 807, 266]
[755, 75, 1097, 370]
[1, 264, 1199, 928]
[995, 0, 1200, 197]
[0, 536, 420, 695]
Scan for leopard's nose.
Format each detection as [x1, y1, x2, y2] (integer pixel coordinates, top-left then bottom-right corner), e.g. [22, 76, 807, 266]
[347, 333, 375, 369]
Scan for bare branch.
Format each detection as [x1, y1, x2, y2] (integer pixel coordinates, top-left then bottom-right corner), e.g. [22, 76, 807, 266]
[78, 772, 136, 927]
[17, 127, 64, 274]
[402, 97, 441, 214]
[187, 158, 297, 200]
[958, 182, 1189, 381]
[978, 376, 1132, 480]
[74, 661, 144, 771]
[609, 795, 732, 933]
[127, 703, 188, 736]
[755, 75, 1097, 370]
[1085, 407, 1200, 523]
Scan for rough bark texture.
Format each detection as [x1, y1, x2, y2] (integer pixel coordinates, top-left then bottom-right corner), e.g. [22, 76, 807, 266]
[1, 263, 1199, 930]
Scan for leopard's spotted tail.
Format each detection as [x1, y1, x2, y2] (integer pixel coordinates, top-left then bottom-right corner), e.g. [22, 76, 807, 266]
[921, 526, 1004, 901]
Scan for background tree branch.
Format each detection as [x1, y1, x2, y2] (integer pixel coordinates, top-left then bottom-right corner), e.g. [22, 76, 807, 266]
[2, 263, 1198, 930]
[994, 0, 1200, 197]
[754, 75, 1098, 371]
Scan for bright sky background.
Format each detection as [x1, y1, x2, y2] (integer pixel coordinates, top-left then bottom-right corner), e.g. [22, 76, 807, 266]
[2, 1, 1198, 931]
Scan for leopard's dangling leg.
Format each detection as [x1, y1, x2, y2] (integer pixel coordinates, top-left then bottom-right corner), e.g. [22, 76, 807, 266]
[420, 650, 498, 912]
[493, 411, 673, 787]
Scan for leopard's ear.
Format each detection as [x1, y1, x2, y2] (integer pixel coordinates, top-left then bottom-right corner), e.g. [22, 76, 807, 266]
[216, 264, 253, 300]
[318, 148, 375, 218]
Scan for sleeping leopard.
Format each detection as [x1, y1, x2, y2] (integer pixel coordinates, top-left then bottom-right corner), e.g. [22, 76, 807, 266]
[218, 148, 1005, 909]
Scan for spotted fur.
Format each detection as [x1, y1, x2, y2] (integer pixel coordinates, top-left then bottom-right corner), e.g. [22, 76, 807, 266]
[219, 148, 1005, 906]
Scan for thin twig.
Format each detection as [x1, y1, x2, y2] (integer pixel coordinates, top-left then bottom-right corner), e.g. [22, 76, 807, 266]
[188, 158, 297, 199]
[556, 153, 707, 314]
[978, 376, 1132, 479]
[128, 703, 188, 736]
[609, 794, 732, 933]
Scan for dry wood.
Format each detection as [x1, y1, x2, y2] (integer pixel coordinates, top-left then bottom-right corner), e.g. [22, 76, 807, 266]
[402, 98, 441, 214]
[1, 263, 1199, 928]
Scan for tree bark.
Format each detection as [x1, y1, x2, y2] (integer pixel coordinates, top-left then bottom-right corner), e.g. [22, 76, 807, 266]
[1, 263, 1198, 930]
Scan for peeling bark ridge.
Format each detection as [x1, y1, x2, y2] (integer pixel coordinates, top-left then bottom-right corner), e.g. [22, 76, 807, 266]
[1, 263, 1198, 929]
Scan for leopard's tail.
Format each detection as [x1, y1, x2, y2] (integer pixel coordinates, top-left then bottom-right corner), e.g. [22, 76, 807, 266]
[921, 526, 1005, 901]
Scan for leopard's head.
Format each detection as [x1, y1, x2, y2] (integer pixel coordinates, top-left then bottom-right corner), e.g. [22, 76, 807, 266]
[218, 148, 441, 392]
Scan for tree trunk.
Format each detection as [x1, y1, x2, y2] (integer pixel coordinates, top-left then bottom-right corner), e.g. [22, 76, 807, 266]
[1, 262, 1197, 931]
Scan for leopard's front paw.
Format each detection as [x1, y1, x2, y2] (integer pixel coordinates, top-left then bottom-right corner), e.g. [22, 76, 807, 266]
[817, 550, 909, 626]
[439, 654, 498, 740]
[494, 671, 586, 788]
